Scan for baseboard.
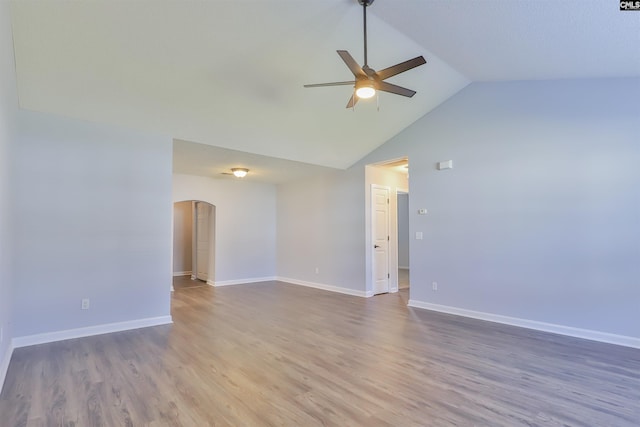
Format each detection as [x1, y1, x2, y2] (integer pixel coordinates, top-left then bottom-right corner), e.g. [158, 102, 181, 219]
[407, 300, 640, 349]
[173, 271, 192, 277]
[399, 266, 409, 270]
[210, 276, 277, 287]
[0, 341, 14, 394]
[278, 276, 373, 298]
[12, 315, 173, 349]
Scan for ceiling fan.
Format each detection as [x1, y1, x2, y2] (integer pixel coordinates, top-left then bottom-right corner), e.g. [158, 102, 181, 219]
[304, 0, 426, 108]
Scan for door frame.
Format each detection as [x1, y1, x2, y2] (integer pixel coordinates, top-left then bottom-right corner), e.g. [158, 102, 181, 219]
[371, 184, 391, 295]
[365, 160, 408, 296]
[397, 188, 409, 290]
[194, 201, 211, 281]
[191, 201, 216, 285]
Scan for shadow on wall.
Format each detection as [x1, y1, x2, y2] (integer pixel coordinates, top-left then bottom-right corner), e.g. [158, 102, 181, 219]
[173, 201, 216, 284]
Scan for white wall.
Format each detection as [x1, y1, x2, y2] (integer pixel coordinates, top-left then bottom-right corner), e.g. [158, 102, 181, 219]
[173, 174, 276, 284]
[0, 0, 17, 385]
[172, 201, 193, 274]
[278, 78, 640, 342]
[11, 112, 174, 337]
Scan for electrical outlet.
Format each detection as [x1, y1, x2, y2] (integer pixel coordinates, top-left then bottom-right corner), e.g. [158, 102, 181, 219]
[81, 298, 90, 310]
[432, 282, 438, 291]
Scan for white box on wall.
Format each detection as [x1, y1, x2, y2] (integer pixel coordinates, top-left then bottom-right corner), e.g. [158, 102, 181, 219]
[438, 160, 453, 170]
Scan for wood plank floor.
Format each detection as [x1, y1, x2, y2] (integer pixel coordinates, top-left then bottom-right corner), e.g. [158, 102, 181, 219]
[1, 281, 639, 426]
[173, 275, 208, 290]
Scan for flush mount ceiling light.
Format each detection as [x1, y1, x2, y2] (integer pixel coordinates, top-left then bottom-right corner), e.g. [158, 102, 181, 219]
[231, 168, 249, 178]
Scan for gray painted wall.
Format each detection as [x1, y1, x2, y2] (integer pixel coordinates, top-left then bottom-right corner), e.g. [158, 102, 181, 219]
[173, 174, 277, 283]
[0, 0, 16, 371]
[278, 78, 640, 339]
[365, 79, 640, 338]
[11, 112, 174, 337]
[277, 168, 365, 290]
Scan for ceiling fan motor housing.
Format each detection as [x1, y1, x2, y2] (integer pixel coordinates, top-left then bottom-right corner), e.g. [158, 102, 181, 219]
[358, 0, 374, 6]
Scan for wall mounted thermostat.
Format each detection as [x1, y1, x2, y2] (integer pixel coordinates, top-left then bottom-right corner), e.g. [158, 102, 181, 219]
[418, 209, 428, 215]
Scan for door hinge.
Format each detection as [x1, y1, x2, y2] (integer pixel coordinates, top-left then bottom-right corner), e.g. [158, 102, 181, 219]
[388, 273, 390, 278]
[387, 198, 389, 204]
[387, 236, 389, 241]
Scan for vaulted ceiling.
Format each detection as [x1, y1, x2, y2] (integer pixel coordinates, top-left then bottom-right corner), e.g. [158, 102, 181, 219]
[10, 0, 640, 179]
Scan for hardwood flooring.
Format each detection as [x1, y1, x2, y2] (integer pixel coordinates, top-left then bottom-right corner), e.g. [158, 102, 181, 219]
[398, 268, 409, 289]
[1, 281, 639, 426]
[172, 275, 207, 290]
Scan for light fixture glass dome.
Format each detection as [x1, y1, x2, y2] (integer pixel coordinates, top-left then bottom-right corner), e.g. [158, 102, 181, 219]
[231, 168, 249, 178]
[355, 85, 376, 99]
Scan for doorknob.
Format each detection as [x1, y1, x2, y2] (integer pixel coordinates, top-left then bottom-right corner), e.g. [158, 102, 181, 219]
[374, 245, 380, 248]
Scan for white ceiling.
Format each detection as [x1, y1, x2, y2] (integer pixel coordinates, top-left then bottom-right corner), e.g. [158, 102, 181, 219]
[174, 139, 339, 184]
[10, 0, 640, 180]
[374, 0, 640, 82]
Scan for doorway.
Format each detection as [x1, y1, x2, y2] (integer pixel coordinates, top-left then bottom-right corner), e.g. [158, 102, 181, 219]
[194, 201, 213, 281]
[172, 200, 216, 290]
[397, 190, 410, 290]
[365, 158, 409, 296]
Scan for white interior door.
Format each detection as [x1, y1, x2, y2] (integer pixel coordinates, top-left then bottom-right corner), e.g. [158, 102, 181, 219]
[372, 185, 390, 295]
[195, 202, 210, 281]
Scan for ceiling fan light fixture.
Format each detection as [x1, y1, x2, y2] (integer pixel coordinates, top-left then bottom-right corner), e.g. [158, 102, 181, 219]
[303, 0, 426, 108]
[355, 84, 376, 99]
[231, 168, 249, 178]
